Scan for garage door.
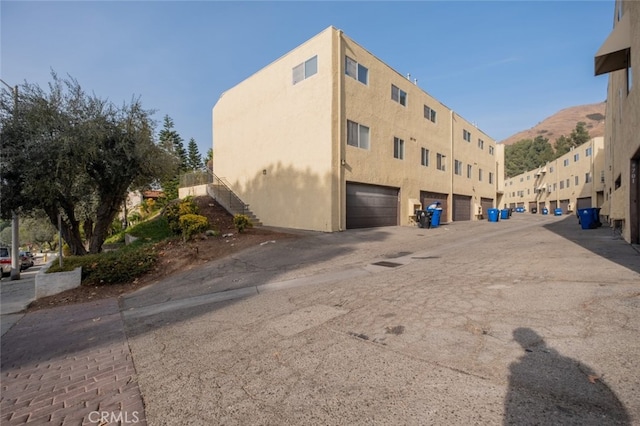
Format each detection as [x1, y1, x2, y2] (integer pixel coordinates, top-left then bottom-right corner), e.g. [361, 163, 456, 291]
[480, 198, 493, 218]
[346, 182, 399, 229]
[576, 197, 592, 210]
[560, 199, 570, 214]
[420, 191, 448, 224]
[550, 200, 557, 211]
[452, 194, 471, 221]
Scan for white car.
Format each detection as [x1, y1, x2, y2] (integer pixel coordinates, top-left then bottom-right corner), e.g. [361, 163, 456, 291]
[0, 247, 22, 277]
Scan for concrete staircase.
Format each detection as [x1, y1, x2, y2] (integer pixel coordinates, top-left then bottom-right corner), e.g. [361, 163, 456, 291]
[206, 176, 262, 227]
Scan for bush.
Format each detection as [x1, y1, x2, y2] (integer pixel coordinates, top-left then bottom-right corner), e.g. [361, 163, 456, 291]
[165, 197, 199, 235]
[233, 214, 253, 233]
[48, 242, 158, 286]
[179, 214, 209, 241]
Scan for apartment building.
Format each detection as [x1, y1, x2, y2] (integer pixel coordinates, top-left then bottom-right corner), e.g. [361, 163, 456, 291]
[212, 26, 504, 232]
[502, 137, 605, 214]
[594, 0, 640, 244]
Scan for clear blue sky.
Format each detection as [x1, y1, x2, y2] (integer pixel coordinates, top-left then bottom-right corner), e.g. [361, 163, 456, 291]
[1, 1, 614, 158]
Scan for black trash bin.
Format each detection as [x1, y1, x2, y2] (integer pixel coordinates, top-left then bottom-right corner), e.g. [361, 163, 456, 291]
[416, 210, 433, 228]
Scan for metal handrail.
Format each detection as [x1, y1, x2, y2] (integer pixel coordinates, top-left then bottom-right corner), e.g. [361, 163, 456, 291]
[204, 169, 249, 215]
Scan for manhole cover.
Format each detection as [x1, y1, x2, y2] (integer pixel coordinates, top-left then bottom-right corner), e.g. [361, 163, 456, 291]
[372, 261, 402, 268]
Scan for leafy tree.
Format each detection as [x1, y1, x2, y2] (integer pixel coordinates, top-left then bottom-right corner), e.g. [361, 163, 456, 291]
[0, 72, 175, 255]
[505, 136, 554, 177]
[20, 213, 57, 250]
[187, 137, 203, 170]
[570, 121, 590, 147]
[554, 135, 572, 157]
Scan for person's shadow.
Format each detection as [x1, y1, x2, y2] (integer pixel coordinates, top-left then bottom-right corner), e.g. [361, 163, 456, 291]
[504, 328, 631, 425]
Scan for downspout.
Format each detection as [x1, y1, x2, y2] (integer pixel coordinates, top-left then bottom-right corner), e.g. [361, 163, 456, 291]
[337, 29, 345, 231]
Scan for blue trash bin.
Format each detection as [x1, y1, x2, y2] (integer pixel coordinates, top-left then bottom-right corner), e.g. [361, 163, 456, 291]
[578, 208, 595, 229]
[431, 208, 442, 228]
[554, 208, 563, 216]
[542, 208, 549, 215]
[500, 209, 510, 220]
[592, 208, 602, 228]
[488, 208, 500, 222]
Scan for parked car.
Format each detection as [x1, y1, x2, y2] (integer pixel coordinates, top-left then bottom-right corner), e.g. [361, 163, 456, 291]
[19, 251, 34, 270]
[0, 247, 22, 277]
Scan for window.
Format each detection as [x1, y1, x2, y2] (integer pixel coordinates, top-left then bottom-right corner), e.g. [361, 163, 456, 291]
[553, 183, 557, 191]
[585, 173, 592, 184]
[527, 175, 530, 180]
[454, 160, 462, 175]
[585, 147, 592, 157]
[391, 85, 407, 106]
[423, 105, 437, 123]
[566, 178, 570, 188]
[575, 176, 579, 185]
[563, 159, 569, 167]
[292, 55, 318, 84]
[574, 153, 579, 162]
[393, 137, 404, 159]
[489, 172, 494, 184]
[550, 166, 554, 173]
[463, 129, 471, 142]
[489, 146, 494, 155]
[347, 120, 370, 149]
[560, 181, 564, 189]
[421, 148, 429, 166]
[437, 153, 446, 171]
[467, 164, 472, 178]
[478, 138, 484, 149]
[345, 56, 368, 85]
[478, 168, 483, 182]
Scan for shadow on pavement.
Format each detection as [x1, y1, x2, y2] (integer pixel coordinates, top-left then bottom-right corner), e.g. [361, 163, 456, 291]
[504, 327, 630, 425]
[543, 216, 640, 275]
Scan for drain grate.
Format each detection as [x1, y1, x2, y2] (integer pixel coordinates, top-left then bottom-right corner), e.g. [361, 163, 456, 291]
[372, 261, 402, 268]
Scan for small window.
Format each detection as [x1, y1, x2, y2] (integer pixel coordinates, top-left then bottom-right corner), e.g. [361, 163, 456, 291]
[585, 147, 592, 157]
[391, 84, 407, 106]
[292, 55, 318, 84]
[478, 138, 484, 149]
[467, 164, 472, 178]
[424, 105, 436, 123]
[454, 160, 462, 175]
[437, 153, 446, 171]
[550, 166, 554, 173]
[489, 172, 494, 184]
[560, 181, 564, 189]
[393, 137, 404, 159]
[345, 56, 368, 85]
[479, 168, 483, 182]
[563, 159, 569, 167]
[575, 175, 579, 185]
[566, 178, 570, 188]
[585, 172, 592, 183]
[421, 147, 429, 166]
[574, 153, 579, 162]
[463, 129, 471, 142]
[347, 120, 370, 149]
[489, 146, 494, 155]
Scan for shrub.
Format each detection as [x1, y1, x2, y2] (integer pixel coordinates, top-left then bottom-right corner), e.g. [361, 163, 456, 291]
[165, 197, 200, 235]
[48, 242, 159, 286]
[233, 214, 253, 233]
[179, 214, 209, 241]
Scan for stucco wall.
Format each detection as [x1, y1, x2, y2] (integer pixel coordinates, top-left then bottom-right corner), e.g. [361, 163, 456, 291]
[213, 28, 336, 232]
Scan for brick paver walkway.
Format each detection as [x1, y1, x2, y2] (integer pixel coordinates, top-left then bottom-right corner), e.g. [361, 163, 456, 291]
[1, 299, 146, 425]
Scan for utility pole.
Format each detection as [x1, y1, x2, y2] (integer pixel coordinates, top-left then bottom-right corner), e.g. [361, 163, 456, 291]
[1, 79, 21, 280]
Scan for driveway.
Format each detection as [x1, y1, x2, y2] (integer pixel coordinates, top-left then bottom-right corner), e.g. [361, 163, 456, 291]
[121, 214, 640, 425]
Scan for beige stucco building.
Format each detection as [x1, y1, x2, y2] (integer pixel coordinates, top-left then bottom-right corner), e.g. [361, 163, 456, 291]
[502, 137, 605, 215]
[594, 0, 640, 244]
[213, 26, 504, 232]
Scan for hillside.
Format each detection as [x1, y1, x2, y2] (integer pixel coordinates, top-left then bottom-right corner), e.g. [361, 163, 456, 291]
[499, 102, 606, 146]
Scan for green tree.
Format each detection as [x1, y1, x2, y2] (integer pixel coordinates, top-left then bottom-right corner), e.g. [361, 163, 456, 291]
[205, 148, 213, 171]
[158, 115, 187, 201]
[20, 214, 57, 250]
[554, 135, 572, 157]
[186, 137, 203, 170]
[570, 121, 590, 147]
[504, 136, 554, 177]
[0, 72, 175, 255]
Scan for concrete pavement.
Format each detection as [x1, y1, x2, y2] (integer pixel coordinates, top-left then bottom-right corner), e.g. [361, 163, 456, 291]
[2, 213, 639, 425]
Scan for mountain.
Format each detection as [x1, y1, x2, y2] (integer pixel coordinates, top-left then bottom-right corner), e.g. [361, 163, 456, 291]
[499, 102, 606, 146]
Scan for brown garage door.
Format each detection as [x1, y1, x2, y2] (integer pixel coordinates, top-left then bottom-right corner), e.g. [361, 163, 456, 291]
[550, 200, 558, 210]
[576, 197, 592, 210]
[560, 199, 570, 214]
[420, 191, 448, 224]
[453, 194, 471, 221]
[480, 197, 493, 218]
[346, 182, 399, 229]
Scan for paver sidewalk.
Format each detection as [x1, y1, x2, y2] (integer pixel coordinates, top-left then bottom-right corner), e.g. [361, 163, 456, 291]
[1, 299, 145, 425]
